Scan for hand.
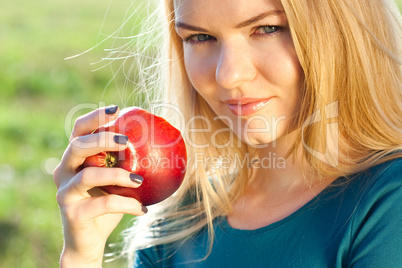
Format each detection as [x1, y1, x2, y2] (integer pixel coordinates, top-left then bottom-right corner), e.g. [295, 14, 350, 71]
[54, 106, 147, 267]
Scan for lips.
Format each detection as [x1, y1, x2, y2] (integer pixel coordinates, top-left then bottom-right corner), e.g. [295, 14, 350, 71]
[224, 97, 275, 116]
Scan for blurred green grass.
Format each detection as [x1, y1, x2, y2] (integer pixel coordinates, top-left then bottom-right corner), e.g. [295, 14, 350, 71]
[0, 0, 401, 267]
[0, 0, 145, 267]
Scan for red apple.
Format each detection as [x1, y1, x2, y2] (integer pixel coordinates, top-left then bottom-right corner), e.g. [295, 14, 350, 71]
[82, 107, 187, 206]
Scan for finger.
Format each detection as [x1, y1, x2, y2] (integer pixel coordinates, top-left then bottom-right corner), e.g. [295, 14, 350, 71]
[76, 194, 148, 220]
[71, 167, 144, 196]
[70, 105, 120, 142]
[56, 167, 143, 205]
[60, 195, 146, 231]
[61, 131, 129, 173]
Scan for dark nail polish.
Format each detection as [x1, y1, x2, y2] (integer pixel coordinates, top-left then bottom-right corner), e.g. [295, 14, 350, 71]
[130, 173, 144, 185]
[141, 205, 148, 214]
[105, 105, 118, 115]
[113, 135, 128, 145]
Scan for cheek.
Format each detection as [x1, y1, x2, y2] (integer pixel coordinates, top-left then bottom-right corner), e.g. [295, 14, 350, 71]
[260, 40, 303, 90]
[281, 36, 304, 89]
[281, 51, 304, 116]
[260, 39, 303, 113]
[184, 49, 216, 95]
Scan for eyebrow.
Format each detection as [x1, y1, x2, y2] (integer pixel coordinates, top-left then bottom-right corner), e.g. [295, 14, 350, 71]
[175, 10, 284, 32]
[175, 22, 208, 32]
[235, 10, 284, 28]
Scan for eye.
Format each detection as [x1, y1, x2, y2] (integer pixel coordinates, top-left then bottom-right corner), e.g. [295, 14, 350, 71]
[184, 34, 215, 45]
[254, 25, 284, 36]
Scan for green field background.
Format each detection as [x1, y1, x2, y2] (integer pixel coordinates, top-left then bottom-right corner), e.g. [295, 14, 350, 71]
[1, 1, 401, 267]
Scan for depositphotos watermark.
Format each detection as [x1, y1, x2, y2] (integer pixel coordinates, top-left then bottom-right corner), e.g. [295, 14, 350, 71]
[64, 101, 339, 167]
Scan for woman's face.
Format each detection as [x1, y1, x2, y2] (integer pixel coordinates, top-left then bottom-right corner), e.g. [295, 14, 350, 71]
[174, 0, 303, 147]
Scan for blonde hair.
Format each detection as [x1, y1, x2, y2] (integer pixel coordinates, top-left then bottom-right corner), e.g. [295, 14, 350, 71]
[117, 0, 402, 265]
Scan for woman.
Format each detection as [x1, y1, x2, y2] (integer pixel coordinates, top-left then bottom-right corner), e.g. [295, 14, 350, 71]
[54, 0, 402, 267]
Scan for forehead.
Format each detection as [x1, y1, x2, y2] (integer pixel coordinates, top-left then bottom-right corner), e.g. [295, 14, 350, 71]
[174, 0, 283, 24]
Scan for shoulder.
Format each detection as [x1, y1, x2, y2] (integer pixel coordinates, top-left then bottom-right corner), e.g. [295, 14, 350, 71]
[346, 156, 402, 227]
[329, 156, 402, 208]
[341, 156, 402, 212]
[345, 157, 402, 266]
[362, 156, 402, 178]
[353, 156, 402, 196]
[133, 245, 165, 268]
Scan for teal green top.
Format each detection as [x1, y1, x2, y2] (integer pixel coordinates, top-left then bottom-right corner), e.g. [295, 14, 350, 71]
[134, 158, 402, 267]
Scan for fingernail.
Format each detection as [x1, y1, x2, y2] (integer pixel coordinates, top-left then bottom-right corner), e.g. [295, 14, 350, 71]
[141, 205, 148, 214]
[113, 135, 128, 145]
[130, 173, 143, 185]
[105, 105, 118, 115]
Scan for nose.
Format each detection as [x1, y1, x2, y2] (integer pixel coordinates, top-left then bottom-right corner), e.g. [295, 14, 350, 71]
[215, 43, 256, 89]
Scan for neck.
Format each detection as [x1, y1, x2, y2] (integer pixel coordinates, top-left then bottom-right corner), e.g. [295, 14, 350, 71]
[245, 130, 334, 197]
[227, 132, 337, 230]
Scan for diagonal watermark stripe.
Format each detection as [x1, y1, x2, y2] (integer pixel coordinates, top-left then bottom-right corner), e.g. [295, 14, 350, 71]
[302, 101, 339, 167]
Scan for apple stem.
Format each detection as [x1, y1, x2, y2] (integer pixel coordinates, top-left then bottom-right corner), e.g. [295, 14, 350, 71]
[105, 153, 117, 168]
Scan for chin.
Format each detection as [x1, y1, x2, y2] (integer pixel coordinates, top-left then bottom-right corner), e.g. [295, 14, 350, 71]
[239, 125, 296, 149]
[241, 136, 276, 148]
